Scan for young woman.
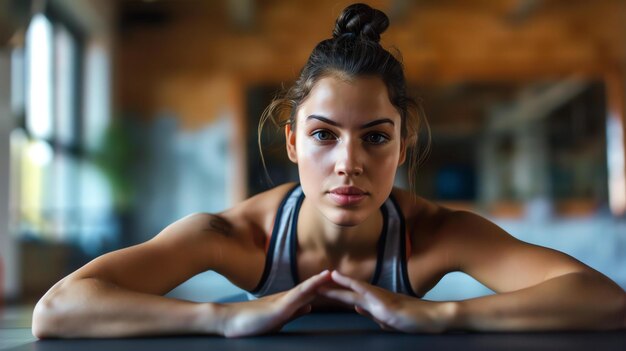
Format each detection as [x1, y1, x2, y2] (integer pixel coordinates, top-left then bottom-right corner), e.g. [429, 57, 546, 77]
[32, 3, 625, 338]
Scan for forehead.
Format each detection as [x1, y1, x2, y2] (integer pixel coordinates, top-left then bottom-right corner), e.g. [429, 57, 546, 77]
[297, 75, 399, 125]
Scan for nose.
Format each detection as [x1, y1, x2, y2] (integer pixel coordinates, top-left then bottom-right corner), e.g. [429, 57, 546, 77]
[334, 138, 363, 177]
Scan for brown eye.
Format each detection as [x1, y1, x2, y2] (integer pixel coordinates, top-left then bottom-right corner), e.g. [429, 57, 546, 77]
[364, 132, 389, 144]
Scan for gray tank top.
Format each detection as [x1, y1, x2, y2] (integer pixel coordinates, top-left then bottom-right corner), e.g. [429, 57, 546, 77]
[248, 184, 417, 299]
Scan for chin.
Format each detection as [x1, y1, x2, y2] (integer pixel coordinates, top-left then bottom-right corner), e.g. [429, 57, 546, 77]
[323, 207, 370, 227]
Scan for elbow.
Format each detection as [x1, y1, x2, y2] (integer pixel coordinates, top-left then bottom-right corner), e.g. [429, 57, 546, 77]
[32, 295, 60, 339]
[31, 281, 73, 339]
[32, 278, 107, 338]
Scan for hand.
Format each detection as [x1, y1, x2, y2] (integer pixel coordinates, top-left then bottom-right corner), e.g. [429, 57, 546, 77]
[319, 270, 454, 333]
[219, 270, 332, 337]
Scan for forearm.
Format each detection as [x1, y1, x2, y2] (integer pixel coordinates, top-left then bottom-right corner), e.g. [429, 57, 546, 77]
[32, 277, 224, 338]
[447, 272, 626, 331]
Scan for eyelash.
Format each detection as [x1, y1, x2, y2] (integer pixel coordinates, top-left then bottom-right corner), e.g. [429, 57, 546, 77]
[310, 130, 390, 145]
[364, 133, 389, 144]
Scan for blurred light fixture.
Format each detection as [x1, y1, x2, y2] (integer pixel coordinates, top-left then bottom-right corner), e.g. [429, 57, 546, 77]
[83, 41, 111, 152]
[27, 139, 53, 166]
[25, 14, 53, 139]
[606, 112, 626, 216]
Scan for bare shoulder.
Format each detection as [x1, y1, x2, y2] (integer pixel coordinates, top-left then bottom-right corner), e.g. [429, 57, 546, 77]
[390, 187, 501, 242]
[389, 188, 469, 293]
[55, 183, 300, 295]
[219, 182, 300, 241]
[164, 182, 299, 290]
[390, 187, 453, 240]
[172, 182, 299, 258]
[389, 188, 517, 265]
[390, 188, 596, 293]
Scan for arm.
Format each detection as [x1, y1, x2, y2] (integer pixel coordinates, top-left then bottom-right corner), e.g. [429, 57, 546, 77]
[320, 211, 626, 332]
[32, 212, 232, 338]
[33, 276, 218, 338]
[451, 270, 626, 331]
[442, 211, 626, 331]
[32, 211, 331, 338]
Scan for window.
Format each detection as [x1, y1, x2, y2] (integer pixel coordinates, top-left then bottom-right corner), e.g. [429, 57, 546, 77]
[12, 9, 116, 255]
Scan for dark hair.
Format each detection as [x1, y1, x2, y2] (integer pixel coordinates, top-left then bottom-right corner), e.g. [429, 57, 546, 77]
[258, 3, 430, 193]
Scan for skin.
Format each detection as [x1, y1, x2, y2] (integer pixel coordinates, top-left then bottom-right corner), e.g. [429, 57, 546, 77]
[32, 75, 626, 339]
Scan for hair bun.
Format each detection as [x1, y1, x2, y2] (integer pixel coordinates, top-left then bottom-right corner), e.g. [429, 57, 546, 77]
[332, 3, 389, 43]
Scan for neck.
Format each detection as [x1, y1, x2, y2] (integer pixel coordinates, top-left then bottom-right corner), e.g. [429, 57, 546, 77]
[297, 198, 383, 262]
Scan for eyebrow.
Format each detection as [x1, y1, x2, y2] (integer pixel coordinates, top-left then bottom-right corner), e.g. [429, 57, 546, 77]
[306, 115, 395, 129]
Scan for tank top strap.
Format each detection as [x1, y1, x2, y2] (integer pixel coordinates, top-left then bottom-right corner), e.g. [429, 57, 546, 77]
[372, 194, 418, 297]
[247, 185, 416, 299]
[247, 184, 304, 298]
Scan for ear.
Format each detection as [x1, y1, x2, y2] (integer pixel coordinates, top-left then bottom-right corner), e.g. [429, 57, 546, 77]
[285, 123, 298, 163]
[398, 138, 407, 166]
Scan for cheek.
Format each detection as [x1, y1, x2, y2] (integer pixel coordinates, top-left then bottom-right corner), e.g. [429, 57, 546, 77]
[366, 147, 402, 196]
[296, 137, 331, 165]
[369, 144, 401, 165]
[370, 151, 400, 185]
[295, 139, 333, 181]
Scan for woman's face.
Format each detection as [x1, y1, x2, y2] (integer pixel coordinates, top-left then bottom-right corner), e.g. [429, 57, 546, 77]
[286, 75, 406, 226]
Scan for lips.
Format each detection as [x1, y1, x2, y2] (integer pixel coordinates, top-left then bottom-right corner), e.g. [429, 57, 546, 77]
[328, 186, 368, 206]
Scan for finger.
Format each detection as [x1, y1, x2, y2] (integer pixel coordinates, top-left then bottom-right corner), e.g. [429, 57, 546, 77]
[318, 288, 362, 306]
[282, 270, 331, 307]
[330, 271, 369, 294]
[291, 270, 331, 297]
[301, 270, 333, 291]
[330, 271, 387, 307]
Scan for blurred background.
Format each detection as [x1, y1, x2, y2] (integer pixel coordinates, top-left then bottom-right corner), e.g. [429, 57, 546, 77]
[1, 0, 625, 310]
